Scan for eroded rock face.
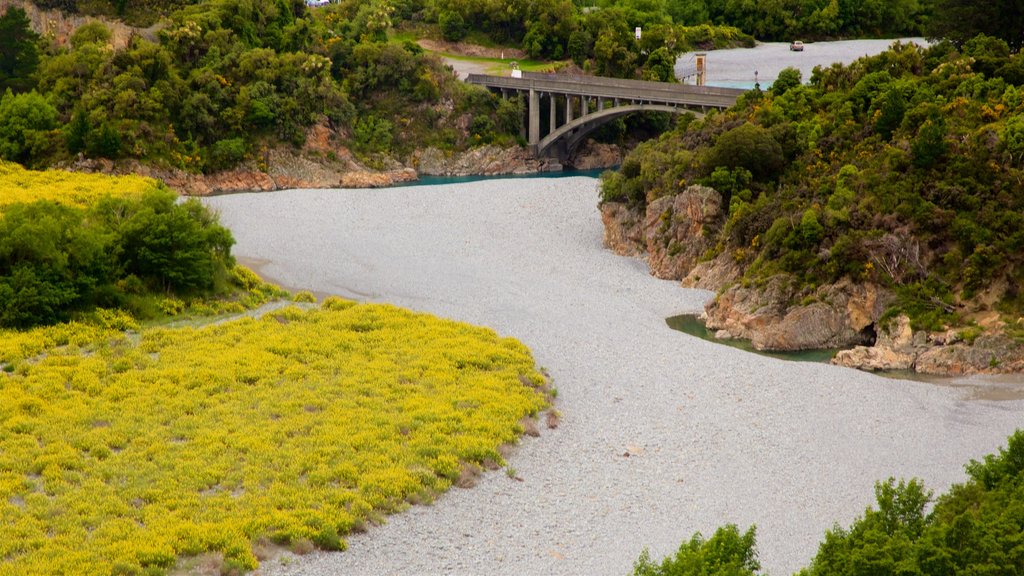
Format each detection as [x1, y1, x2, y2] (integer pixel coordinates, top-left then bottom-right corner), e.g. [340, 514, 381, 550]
[600, 202, 645, 257]
[915, 334, 1024, 375]
[411, 145, 550, 176]
[832, 315, 1024, 375]
[644, 186, 724, 280]
[704, 277, 890, 351]
[568, 140, 623, 170]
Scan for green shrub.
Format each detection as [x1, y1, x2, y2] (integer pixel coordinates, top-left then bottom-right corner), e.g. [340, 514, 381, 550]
[633, 524, 759, 576]
[207, 137, 248, 172]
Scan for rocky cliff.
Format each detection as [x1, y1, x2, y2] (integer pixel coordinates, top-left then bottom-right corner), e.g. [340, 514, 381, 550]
[600, 185, 1024, 375]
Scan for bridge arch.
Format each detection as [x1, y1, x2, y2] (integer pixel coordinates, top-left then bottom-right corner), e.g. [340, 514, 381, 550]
[536, 104, 704, 159]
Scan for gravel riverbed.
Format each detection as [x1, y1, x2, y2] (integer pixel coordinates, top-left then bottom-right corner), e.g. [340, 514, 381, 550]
[204, 177, 1023, 576]
[677, 37, 927, 87]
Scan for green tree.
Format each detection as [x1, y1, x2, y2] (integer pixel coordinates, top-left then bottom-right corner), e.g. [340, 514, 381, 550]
[0, 201, 111, 328]
[105, 189, 235, 293]
[704, 122, 785, 181]
[928, 0, 1024, 50]
[0, 7, 40, 93]
[633, 524, 760, 576]
[771, 67, 801, 97]
[0, 90, 58, 166]
[439, 10, 467, 41]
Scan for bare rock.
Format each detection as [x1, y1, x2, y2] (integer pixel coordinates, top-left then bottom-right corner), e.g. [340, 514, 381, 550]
[568, 140, 623, 170]
[600, 202, 645, 257]
[705, 276, 890, 351]
[411, 145, 547, 176]
[681, 252, 741, 290]
[833, 346, 915, 371]
[916, 334, 1024, 375]
[643, 185, 725, 280]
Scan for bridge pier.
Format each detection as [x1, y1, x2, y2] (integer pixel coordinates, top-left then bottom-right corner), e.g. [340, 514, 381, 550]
[549, 94, 557, 134]
[528, 88, 540, 151]
[566, 95, 574, 123]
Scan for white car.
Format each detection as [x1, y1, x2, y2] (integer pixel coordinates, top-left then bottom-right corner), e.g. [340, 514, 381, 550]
[790, 40, 805, 52]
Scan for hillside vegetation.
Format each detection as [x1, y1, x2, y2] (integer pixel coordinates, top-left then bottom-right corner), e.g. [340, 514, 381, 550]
[601, 37, 1024, 334]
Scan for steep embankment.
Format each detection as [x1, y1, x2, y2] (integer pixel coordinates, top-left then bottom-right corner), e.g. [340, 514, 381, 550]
[600, 40, 1024, 375]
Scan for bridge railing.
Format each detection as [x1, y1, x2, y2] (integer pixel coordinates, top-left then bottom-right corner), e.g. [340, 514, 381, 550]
[518, 71, 747, 98]
[465, 73, 740, 109]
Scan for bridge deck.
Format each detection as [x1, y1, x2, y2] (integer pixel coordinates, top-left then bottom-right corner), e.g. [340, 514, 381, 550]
[466, 73, 744, 109]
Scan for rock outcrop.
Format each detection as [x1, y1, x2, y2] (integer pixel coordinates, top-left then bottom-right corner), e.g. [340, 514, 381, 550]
[835, 315, 1024, 374]
[702, 276, 890, 351]
[600, 184, 724, 274]
[411, 145, 556, 176]
[567, 140, 623, 170]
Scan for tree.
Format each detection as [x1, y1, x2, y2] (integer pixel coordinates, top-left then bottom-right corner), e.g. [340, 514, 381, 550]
[633, 524, 760, 576]
[438, 10, 467, 41]
[0, 7, 40, 93]
[107, 189, 235, 293]
[928, 0, 1024, 50]
[771, 67, 801, 97]
[704, 122, 785, 181]
[0, 90, 58, 166]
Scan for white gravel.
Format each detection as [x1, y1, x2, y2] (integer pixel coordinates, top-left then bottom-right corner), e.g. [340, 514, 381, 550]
[204, 177, 1023, 576]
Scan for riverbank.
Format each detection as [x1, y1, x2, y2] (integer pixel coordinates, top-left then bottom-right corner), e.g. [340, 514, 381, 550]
[205, 177, 1024, 575]
[63, 136, 621, 195]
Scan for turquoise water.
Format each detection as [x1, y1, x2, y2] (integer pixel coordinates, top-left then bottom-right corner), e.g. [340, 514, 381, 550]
[666, 314, 840, 363]
[395, 168, 606, 187]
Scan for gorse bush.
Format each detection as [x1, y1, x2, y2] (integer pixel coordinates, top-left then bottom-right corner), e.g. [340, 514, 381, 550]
[0, 302, 548, 574]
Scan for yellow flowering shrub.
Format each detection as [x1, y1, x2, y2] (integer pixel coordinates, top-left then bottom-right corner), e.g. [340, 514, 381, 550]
[0, 161, 159, 210]
[0, 303, 546, 575]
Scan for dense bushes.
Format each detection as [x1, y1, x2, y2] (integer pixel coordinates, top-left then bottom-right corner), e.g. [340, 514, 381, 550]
[601, 39, 1024, 328]
[2, 0, 520, 171]
[635, 430, 1024, 575]
[0, 172, 234, 328]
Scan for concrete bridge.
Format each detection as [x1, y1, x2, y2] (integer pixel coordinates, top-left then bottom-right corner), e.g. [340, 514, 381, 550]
[466, 72, 744, 160]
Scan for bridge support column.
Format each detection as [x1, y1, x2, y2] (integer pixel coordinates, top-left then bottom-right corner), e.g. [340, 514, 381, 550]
[565, 95, 574, 123]
[529, 88, 540, 149]
[549, 94, 557, 134]
[598, 98, 604, 111]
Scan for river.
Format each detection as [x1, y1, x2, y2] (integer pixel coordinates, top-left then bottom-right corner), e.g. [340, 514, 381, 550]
[204, 174, 1023, 576]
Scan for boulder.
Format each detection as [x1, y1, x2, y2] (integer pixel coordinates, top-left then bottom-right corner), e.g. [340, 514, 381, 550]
[833, 346, 915, 371]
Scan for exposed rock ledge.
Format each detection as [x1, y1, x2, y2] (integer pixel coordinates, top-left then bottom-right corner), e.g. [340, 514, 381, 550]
[64, 139, 619, 195]
[833, 315, 1024, 375]
[600, 185, 1024, 375]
